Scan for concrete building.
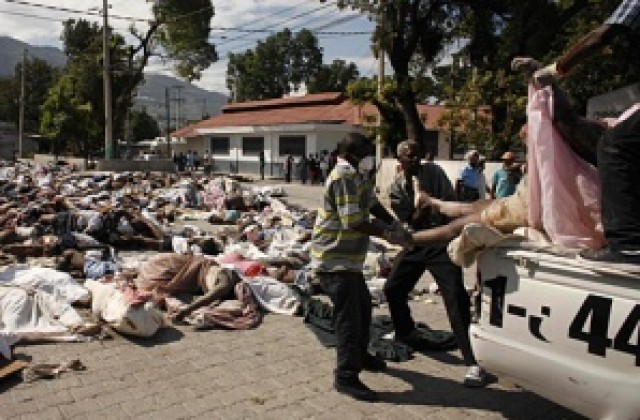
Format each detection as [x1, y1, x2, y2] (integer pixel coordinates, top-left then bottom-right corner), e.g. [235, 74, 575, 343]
[172, 92, 450, 177]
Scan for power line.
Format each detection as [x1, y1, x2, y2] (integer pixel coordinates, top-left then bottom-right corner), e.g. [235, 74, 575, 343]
[0, 7, 130, 30]
[213, 4, 368, 59]
[211, 2, 332, 48]
[213, 1, 337, 47]
[0, 8, 65, 22]
[1, 0, 150, 23]
[209, 26, 371, 35]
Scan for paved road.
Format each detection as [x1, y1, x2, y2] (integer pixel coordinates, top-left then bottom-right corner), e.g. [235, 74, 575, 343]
[0, 180, 582, 419]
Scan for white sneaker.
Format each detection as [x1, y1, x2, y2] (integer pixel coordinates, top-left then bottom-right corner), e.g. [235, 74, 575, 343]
[463, 365, 487, 388]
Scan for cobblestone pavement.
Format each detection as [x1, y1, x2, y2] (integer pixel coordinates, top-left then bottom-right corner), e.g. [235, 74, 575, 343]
[0, 181, 583, 419]
[1, 299, 582, 420]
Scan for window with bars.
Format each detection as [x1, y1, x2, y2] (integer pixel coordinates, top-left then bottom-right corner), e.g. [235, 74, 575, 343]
[210, 137, 230, 155]
[279, 135, 306, 157]
[242, 136, 264, 156]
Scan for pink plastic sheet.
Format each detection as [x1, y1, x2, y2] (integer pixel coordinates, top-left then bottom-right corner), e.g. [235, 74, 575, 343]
[215, 253, 264, 277]
[527, 85, 605, 249]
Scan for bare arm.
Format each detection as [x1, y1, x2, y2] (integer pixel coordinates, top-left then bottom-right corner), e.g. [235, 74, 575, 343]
[556, 24, 621, 75]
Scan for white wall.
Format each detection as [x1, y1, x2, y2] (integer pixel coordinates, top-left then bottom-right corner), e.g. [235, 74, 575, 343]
[316, 131, 343, 155]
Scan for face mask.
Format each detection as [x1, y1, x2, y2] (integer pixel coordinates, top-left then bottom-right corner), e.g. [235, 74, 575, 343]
[358, 156, 375, 174]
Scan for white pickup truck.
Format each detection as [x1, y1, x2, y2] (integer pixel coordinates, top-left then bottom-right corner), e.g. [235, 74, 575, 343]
[472, 244, 640, 419]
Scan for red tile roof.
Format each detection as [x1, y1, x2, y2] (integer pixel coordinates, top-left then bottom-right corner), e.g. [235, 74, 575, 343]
[173, 92, 451, 138]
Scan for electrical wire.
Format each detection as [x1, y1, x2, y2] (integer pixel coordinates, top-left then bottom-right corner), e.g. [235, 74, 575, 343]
[213, 1, 337, 47]
[0, 7, 132, 30]
[1, 0, 150, 23]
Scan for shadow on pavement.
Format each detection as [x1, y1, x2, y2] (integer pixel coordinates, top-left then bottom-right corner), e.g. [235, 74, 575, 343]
[0, 353, 32, 393]
[418, 349, 465, 366]
[121, 326, 184, 347]
[377, 366, 584, 419]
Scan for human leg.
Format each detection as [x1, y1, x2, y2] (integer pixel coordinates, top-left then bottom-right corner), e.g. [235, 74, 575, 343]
[319, 271, 378, 401]
[595, 109, 640, 259]
[384, 250, 427, 338]
[427, 249, 475, 366]
[413, 213, 482, 247]
[430, 196, 493, 219]
[427, 248, 487, 386]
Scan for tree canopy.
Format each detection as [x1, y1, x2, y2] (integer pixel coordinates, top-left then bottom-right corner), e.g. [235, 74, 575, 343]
[227, 29, 359, 101]
[335, 0, 640, 155]
[308, 59, 360, 94]
[40, 0, 219, 156]
[0, 57, 58, 133]
[130, 109, 160, 142]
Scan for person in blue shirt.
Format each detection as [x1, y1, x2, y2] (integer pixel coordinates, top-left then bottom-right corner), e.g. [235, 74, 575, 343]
[491, 151, 520, 199]
[456, 150, 482, 202]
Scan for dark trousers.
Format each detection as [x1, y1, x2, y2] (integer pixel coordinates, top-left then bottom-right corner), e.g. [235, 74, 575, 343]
[260, 165, 265, 180]
[598, 108, 640, 251]
[318, 271, 372, 378]
[384, 246, 476, 366]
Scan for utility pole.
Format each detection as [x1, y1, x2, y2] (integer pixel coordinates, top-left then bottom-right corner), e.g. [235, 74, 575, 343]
[102, 0, 114, 160]
[375, 5, 385, 189]
[172, 85, 184, 129]
[200, 98, 207, 119]
[18, 49, 27, 160]
[165, 86, 171, 157]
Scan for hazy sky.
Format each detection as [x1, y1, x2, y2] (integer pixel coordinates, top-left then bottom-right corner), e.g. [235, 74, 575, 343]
[0, 0, 388, 94]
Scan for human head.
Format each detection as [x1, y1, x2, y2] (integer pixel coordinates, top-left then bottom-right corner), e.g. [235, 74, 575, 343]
[396, 140, 421, 175]
[338, 133, 372, 166]
[501, 151, 515, 167]
[424, 150, 435, 162]
[465, 149, 480, 167]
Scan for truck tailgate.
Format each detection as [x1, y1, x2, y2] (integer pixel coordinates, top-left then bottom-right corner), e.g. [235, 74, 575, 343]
[472, 247, 640, 419]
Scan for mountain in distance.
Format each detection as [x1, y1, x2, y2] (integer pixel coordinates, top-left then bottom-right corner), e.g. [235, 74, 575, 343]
[0, 36, 227, 124]
[135, 73, 228, 127]
[0, 36, 67, 76]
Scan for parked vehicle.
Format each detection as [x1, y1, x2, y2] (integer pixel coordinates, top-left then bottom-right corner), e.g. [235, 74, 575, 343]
[472, 244, 640, 420]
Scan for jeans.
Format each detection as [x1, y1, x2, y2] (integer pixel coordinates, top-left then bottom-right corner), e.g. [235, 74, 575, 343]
[598, 108, 640, 251]
[318, 271, 372, 378]
[384, 246, 476, 366]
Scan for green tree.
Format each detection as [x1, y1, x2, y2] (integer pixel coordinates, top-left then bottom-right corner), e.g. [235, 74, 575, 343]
[56, 19, 132, 154]
[433, 0, 639, 152]
[17, 57, 59, 132]
[0, 58, 58, 131]
[43, 0, 219, 157]
[40, 75, 96, 158]
[308, 59, 360, 93]
[226, 29, 324, 101]
[0, 77, 17, 124]
[326, 0, 466, 153]
[130, 109, 160, 142]
[347, 76, 408, 152]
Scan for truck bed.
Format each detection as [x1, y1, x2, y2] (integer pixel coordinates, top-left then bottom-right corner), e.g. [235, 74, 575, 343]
[472, 245, 640, 419]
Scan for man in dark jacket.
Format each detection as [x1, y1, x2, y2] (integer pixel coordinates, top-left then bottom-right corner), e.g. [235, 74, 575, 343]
[386, 140, 486, 387]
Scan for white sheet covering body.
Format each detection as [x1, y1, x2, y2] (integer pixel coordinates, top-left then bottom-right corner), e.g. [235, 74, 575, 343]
[0, 266, 88, 340]
[85, 279, 164, 337]
[243, 276, 300, 315]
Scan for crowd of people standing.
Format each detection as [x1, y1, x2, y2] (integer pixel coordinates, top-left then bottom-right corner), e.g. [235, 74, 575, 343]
[283, 150, 338, 185]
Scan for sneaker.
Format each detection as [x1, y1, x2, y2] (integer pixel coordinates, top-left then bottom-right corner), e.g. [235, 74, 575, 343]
[362, 352, 387, 372]
[334, 376, 379, 402]
[463, 365, 487, 388]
